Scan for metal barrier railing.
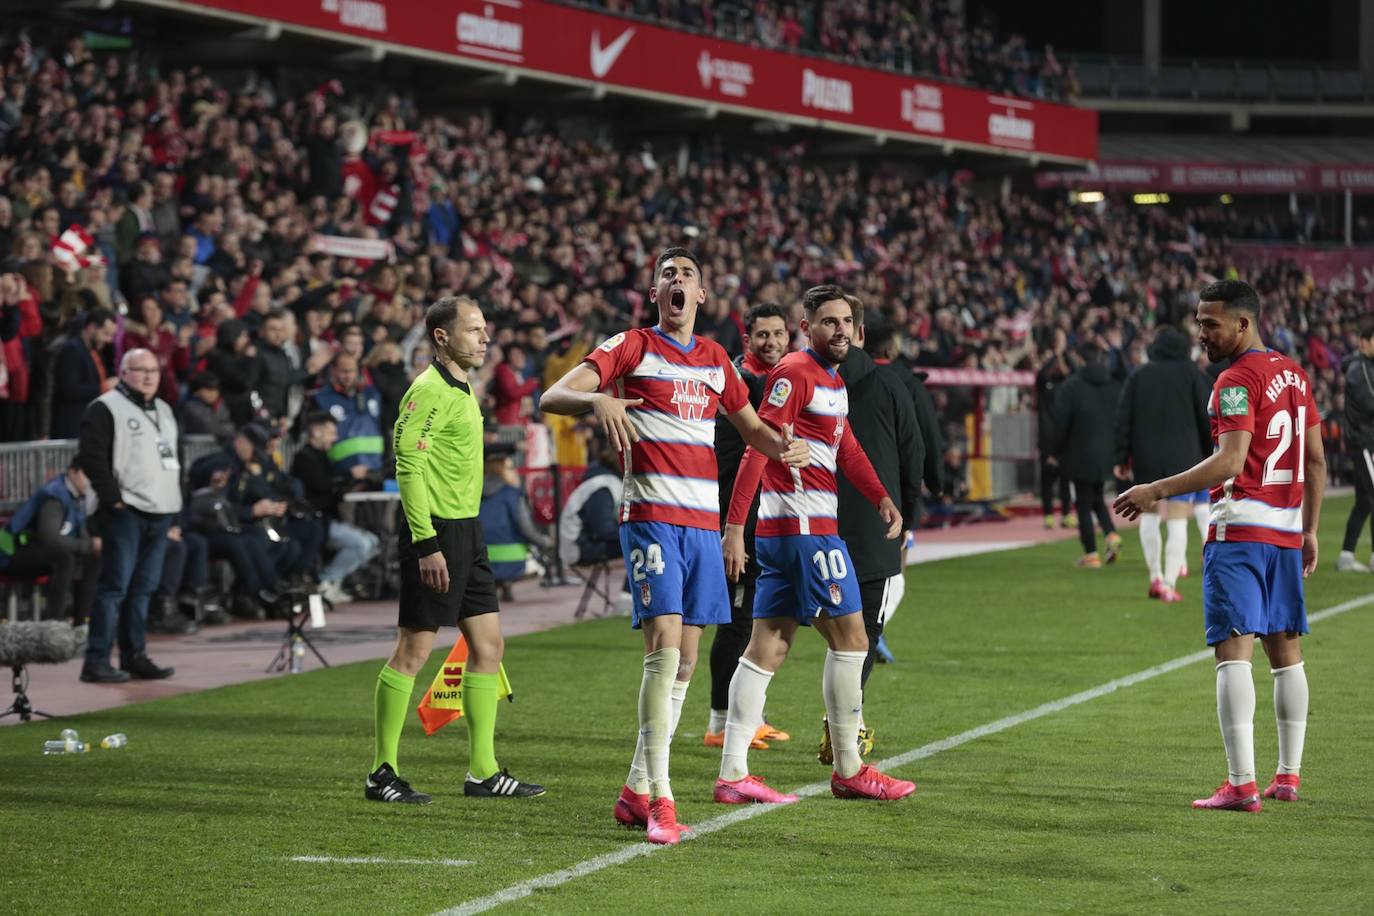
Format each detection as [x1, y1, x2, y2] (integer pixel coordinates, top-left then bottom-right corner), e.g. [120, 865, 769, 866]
[0, 440, 80, 514]
[0, 435, 304, 514]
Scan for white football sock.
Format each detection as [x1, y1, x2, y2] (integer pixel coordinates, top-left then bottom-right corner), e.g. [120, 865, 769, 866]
[1164, 519, 1189, 588]
[1194, 502, 1210, 542]
[1216, 660, 1256, 786]
[720, 657, 772, 781]
[668, 678, 689, 744]
[823, 649, 867, 779]
[708, 708, 727, 734]
[1272, 662, 1308, 775]
[626, 648, 679, 799]
[1139, 514, 1163, 581]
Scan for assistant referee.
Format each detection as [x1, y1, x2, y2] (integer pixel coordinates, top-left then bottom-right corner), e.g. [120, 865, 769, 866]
[365, 296, 544, 804]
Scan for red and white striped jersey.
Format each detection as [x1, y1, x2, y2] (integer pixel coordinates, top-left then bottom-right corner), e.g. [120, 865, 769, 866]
[728, 349, 888, 537]
[583, 327, 749, 530]
[1207, 348, 1318, 549]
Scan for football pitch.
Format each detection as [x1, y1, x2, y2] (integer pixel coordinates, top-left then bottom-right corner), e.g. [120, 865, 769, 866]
[4, 498, 1373, 915]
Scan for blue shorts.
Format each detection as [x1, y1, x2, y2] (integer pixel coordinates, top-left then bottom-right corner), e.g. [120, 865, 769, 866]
[1181, 490, 1210, 505]
[753, 534, 862, 625]
[1202, 540, 1307, 646]
[619, 521, 730, 629]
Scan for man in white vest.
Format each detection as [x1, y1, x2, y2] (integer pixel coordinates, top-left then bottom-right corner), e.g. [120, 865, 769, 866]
[77, 348, 184, 683]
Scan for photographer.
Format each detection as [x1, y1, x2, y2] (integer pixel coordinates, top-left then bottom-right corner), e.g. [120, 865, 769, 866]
[291, 412, 380, 606]
[227, 423, 324, 586]
[0, 460, 101, 626]
[186, 452, 282, 620]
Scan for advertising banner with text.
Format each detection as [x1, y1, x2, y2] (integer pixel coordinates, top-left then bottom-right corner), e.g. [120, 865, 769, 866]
[1230, 244, 1374, 297]
[151, 0, 1096, 163]
[1036, 160, 1374, 194]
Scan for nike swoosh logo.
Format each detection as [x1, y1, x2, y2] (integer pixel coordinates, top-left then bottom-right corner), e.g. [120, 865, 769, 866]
[590, 28, 635, 79]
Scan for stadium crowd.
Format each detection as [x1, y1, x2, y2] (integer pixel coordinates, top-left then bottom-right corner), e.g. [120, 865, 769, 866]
[572, 0, 1076, 100]
[0, 26, 1366, 640]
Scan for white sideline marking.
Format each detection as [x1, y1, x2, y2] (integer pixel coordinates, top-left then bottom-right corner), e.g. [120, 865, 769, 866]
[293, 856, 473, 867]
[434, 593, 1374, 916]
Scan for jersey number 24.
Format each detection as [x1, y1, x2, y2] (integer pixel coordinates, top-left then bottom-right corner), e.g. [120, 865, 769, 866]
[631, 544, 666, 582]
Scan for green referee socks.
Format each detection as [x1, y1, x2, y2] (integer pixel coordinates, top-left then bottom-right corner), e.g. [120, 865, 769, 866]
[462, 671, 501, 780]
[372, 665, 416, 774]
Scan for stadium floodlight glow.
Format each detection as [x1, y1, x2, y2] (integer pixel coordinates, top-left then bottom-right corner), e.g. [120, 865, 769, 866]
[1132, 192, 1170, 205]
[1073, 190, 1105, 204]
[1220, 193, 1234, 204]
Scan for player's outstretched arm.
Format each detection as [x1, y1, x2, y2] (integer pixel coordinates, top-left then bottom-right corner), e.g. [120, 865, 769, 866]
[1301, 420, 1326, 577]
[726, 403, 809, 467]
[1113, 429, 1251, 520]
[540, 363, 643, 452]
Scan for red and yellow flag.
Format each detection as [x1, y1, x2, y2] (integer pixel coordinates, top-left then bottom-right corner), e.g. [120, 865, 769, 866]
[415, 636, 514, 736]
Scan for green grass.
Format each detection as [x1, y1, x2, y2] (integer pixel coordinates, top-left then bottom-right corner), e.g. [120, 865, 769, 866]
[4, 498, 1374, 915]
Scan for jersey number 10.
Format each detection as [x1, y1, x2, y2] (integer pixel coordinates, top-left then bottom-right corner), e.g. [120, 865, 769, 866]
[1262, 406, 1307, 486]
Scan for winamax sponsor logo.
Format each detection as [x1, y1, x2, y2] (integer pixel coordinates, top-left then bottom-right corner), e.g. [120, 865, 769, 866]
[697, 51, 753, 98]
[801, 69, 853, 114]
[321, 0, 388, 33]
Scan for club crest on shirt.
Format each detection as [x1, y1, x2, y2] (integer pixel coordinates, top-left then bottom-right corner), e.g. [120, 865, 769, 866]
[1220, 386, 1248, 417]
[640, 581, 652, 606]
[600, 332, 627, 352]
[829, 583, 843, 605]
[767, 378, 792, 408]
[704, 366, 725, 392]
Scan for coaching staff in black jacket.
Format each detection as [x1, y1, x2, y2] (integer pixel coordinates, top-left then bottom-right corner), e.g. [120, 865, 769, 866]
[836, 298, 923, 752]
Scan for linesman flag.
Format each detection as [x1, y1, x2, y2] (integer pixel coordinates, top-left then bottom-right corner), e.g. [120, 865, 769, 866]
[416, 636, 514, 736]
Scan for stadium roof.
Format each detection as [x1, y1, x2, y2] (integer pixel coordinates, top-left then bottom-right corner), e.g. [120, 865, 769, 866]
[1099, 133, 1374, 165]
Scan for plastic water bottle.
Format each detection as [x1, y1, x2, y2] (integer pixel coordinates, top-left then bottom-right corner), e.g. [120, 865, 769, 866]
[100, 733, 128, 750]
[290, 636, 305, 674]
[43, 739, 88, 755]
[60, 728, 79, 742]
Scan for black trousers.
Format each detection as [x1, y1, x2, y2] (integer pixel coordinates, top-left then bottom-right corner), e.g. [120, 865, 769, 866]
[156, 531, 210, 599]
[205, 530, 280, 595]
[1074, 479, 1116, 554]
[4, 541, 101, 623]
[1343, 445, 1374, 552]
[709, 553, 759, 713]
[1040, 457, 1072, 517]
[858, 576, 892, 693]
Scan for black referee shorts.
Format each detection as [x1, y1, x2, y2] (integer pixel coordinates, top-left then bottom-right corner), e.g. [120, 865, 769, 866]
[397, 516, 500, 629]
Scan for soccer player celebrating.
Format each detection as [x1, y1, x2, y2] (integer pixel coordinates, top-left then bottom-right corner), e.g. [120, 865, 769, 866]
[706, 303, 794, 750]
[366, 297, 544, 805]
[718, 285, 915, 805]
[1116, 280, 1323, 812]
[541, 248, 809, 845]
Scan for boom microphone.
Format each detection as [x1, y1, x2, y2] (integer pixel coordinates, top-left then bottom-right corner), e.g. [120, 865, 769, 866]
[0, 621, 83, 667]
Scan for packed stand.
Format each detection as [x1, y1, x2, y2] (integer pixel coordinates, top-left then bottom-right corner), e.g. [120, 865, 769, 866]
[571, 0, 1076, 100]
[0, 27, 1365, 646]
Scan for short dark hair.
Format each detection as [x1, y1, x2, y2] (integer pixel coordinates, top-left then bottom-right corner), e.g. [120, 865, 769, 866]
[1359, 315, 1374, 342]
[865, 316, 899, 358]
[843, 293, 865, 330]
[83, 307, 116, 328]
[264, 308, 288, 324]
[1200, 279, 1261, 319]
[425, 296, 479, 341]
[188, 371, 220, 392]
[744, 303, 787, 333]
[802, 284, 847, 318]
[653, 247, 703, 280]
[303, 411, 336, 431]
